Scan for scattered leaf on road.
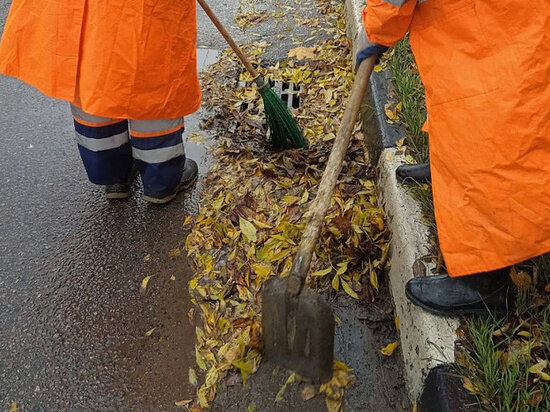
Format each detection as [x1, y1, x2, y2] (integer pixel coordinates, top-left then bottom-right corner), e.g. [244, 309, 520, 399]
[275, 373, 297, 402]
[288, 46, 316, 60]
[381, 341, 399, 357]
[140, 275, 153, 295]
[189, 368, 198, 386]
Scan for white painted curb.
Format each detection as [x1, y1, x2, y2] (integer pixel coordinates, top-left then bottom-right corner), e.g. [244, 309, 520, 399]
[344, 0, 460, 401]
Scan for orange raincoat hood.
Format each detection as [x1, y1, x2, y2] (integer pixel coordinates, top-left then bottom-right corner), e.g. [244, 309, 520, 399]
[363, 0, 550, 276]
[0, 0, 201, 120]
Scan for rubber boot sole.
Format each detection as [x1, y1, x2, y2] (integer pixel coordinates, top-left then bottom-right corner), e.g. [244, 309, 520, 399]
[143, 175, 198, 205]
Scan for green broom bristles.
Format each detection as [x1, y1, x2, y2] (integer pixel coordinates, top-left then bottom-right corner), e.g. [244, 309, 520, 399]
[256, 77, 309, 149]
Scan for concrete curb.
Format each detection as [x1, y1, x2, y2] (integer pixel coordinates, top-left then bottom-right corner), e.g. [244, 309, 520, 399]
[344, 0, 460, 402]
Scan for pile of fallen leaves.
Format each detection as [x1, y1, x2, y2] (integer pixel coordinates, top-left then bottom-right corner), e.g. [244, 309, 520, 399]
[184, 0, 390, 410]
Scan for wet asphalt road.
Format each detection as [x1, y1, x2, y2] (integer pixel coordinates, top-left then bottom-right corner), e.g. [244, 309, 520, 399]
[0, 2, 236, 411]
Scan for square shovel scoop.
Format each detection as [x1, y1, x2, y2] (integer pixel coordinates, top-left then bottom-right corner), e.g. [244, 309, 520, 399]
[262, 262, 335, 383]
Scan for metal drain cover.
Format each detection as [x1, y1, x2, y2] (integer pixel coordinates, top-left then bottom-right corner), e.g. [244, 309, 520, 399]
[239, 78, 302, 110]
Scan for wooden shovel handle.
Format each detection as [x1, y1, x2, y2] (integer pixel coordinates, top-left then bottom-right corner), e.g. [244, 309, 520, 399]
[197, 0, 260, 79]
[286, 56, 378, 296]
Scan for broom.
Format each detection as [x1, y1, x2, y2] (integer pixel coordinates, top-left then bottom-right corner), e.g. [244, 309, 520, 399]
[197, 0, 308, 149]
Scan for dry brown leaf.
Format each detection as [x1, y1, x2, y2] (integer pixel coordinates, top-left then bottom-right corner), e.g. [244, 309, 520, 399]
[509, 267, 531, 289]
[168, 248, 181, 259]
[288, 46, 316, 60]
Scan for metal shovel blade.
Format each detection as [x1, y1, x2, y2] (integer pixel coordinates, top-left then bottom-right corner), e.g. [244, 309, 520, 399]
[262, 277, 335, 383]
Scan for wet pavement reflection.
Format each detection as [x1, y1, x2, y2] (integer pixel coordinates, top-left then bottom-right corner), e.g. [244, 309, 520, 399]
[0, 49, 218, 411]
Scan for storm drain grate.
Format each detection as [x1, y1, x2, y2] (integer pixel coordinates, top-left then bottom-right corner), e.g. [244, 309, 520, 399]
[239, 78, 302, 110]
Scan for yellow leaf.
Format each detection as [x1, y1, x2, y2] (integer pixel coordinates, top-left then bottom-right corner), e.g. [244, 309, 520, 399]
[282, 194, 301, 205]
[9, 401, 18, 412]
[529, 360, 550, 380]
[332, 274, 340, 291]
[276, 373, 297, 402]
[183, 215, 194, 227]
[384, 102, 399, 121]
[395, 316, 400, 331]
[370, 268, 379, 291]
[517, 331, 532, 339]
[336, 262, 348, 276]
[205, 365, 219, 388]
[325, 397, 342, 412]
[240, 217, 258, 243]
[288, 46, 315, 60]
[312, 268, 332, 277]
[341, 280, 359, 299]
[381, 341, 399, 356]
[251, 218, 273, 229]
[189, 368, 198, 386]
[463, 378, 479, 394]
[233, 358, 254, 385]
[251, 263, 271, 280]
[145, 327, 156, 336]
[175, 399, 193, 407]
[197, 385, 209, 408]
[195, 347, 207, 371]
[189, 278, 198, 290]
[140, 275, 153, 294]
[373, 65, 383, 72]
[396, 138, 405, 149]
[492, 323, 510, 337]
[168, 248, 182, 259]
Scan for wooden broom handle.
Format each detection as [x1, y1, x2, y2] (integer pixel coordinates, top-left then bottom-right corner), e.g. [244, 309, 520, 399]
[286, 56, 378, 296]
[197, 0, 261, 79]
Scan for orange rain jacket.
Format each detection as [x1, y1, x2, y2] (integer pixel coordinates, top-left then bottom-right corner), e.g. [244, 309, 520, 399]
[363, 0, 550, 277]
[0, 0, 201, 120]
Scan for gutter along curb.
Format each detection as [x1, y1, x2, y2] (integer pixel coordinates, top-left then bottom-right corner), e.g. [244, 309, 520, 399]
[344, 0, 461, 403]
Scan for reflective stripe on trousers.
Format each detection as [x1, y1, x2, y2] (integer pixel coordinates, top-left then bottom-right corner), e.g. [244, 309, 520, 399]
[71, 105, 186, 198]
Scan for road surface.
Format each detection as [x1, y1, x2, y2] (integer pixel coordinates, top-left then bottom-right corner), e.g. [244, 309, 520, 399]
[0, 2, 235, 410]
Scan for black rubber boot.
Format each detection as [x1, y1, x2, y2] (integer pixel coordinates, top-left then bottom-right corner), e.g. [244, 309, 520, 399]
[143, 158, 198, 204]
[396, 162, 431, 184]
[105, 167, 138, 200]
[405, 268, 512, 317]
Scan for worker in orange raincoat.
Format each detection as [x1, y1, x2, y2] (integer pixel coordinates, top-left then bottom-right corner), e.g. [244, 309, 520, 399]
[358, 0, 550, 316]
[0, 1, 201, 204]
